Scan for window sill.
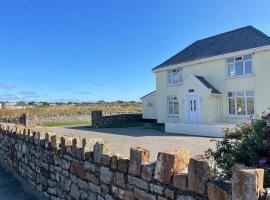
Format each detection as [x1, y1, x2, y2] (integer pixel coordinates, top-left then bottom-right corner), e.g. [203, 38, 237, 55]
[168, 114, 179, 117]
[168, 82, 183, 87]
[225, 115, 252, 119]
[225, 74, 255, 80]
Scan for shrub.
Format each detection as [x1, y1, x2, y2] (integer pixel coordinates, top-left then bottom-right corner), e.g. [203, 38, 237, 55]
[205, 113, 270, 186]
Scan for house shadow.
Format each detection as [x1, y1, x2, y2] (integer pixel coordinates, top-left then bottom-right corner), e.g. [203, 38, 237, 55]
[65, 125, 212, 138]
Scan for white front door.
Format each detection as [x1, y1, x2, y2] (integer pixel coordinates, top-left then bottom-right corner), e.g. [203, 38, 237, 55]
[185, 94, 200, 124]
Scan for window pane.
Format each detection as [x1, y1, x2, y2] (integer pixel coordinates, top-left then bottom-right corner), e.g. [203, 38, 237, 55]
[227, 63, 235, 76]
[244, 54, 252, 60]
[237, 97, 246, 115]
[237, 92, 245, 96]
[235, 57, 243, 61]
[228, 92, 235, 97]
[173, 71, 180, 84]
[247, 97, 254, 115]
[174, 102, 179, 114]
[227, 58, 234, 63]
[245, 60, 252, 74]
[168, 71, 173, 84]
[246, 91, 254, 96]
[169, 101, 173, 114]
[229, 98, 236, 114]
[235, 61, 244, 76]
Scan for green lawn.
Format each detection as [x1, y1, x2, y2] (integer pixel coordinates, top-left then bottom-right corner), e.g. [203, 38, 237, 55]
[44, 121, 89, 127]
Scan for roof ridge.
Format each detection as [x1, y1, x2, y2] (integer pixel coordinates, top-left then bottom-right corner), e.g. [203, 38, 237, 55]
[152, 26, 270, 71]
[196, 25, 253, 43]
[248, 26, 270, 42]
[153, 26, 255, 70]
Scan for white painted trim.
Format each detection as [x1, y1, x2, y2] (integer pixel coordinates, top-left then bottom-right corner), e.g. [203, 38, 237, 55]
[226, 90, 255, 117]
[152, 45, 270, 73]
[140, 91, 157, 100]
[184, 93, 201, 124]
[167, 95, 179, 116]
[225, 54, 254, 78]
[165, 123, 235, 137]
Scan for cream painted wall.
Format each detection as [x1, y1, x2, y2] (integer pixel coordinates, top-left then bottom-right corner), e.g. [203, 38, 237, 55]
[155, 49, 270, 124]
[141, 93, 157, 119]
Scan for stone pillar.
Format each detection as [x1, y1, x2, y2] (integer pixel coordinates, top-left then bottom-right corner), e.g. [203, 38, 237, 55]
[231, 164, 264, 200]
[154, 149, 190, 184]
[91, 110, 103, 128]
[188, 155, 210, 194]
[128, 147, 150, 176]
[20, 113, 37, 128]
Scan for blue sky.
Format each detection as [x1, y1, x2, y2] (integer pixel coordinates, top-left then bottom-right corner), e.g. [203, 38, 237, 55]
[1, 0, 270, 102]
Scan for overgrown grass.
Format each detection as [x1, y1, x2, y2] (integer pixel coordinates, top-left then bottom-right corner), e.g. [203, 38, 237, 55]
[0, 103, 142, 117]
[106, 121, 144, 128]
[44, 121, 90, 127]
[143, 123, 165, 132]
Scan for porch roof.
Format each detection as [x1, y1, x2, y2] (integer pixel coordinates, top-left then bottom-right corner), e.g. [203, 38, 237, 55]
[194, 76, 221, 94]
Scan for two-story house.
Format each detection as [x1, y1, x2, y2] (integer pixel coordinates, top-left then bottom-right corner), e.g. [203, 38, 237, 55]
[141, 26, 270, 137]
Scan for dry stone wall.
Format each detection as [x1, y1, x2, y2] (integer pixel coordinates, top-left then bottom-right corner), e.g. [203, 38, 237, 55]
[0, 122, 267, 200]
[0, 114, 23, 124]
[0, 113, 91, 125]
[91, 110, 142, 128]
[37, 114, 91, 124]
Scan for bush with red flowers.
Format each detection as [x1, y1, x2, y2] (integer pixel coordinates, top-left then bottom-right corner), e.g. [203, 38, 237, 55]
[206, 112, 270, 186]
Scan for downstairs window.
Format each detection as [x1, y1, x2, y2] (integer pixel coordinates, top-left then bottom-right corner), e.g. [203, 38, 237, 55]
[227, 91, 255, 116]
[168, 96, 179, 116]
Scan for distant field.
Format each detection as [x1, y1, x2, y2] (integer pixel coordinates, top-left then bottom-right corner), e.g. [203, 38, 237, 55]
[0, 103, 142, 116]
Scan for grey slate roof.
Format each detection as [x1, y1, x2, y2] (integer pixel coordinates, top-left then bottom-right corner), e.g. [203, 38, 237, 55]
[195, 76, 221, 94]
[140, 91, 156, 99]
[153, 26, 270, 70]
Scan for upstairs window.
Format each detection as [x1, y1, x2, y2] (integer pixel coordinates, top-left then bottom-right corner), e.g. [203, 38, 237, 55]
[227, 54, 253, 77]
[227, 91, 255, 116]
[168, 68, 183, 85]
[168, 96, 179, 116]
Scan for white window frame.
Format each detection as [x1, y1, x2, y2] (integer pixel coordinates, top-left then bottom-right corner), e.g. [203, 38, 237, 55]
[168, 96, 179, 116]
[226, 54, 253, 78]
[167, 67, 183, 86]
[227, 91, 255, 117]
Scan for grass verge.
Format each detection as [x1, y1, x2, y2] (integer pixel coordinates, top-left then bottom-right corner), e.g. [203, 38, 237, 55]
[43, 121, 89, 127]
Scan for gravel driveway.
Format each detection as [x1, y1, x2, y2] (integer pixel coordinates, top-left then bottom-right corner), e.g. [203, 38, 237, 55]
[48, 126, 216, 161]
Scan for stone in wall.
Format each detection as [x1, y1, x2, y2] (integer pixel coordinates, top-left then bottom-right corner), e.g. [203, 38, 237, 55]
[188, 155, 210, 194]
[154, 149, 190, 184]
[207, 181, 230, 200]
[231, 164, 264, 200]
[129, 147, 150, 176]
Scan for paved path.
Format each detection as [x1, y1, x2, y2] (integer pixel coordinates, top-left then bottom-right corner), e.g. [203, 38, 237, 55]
[0, 162, 46, 200]
[48, 126, 216, 161]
